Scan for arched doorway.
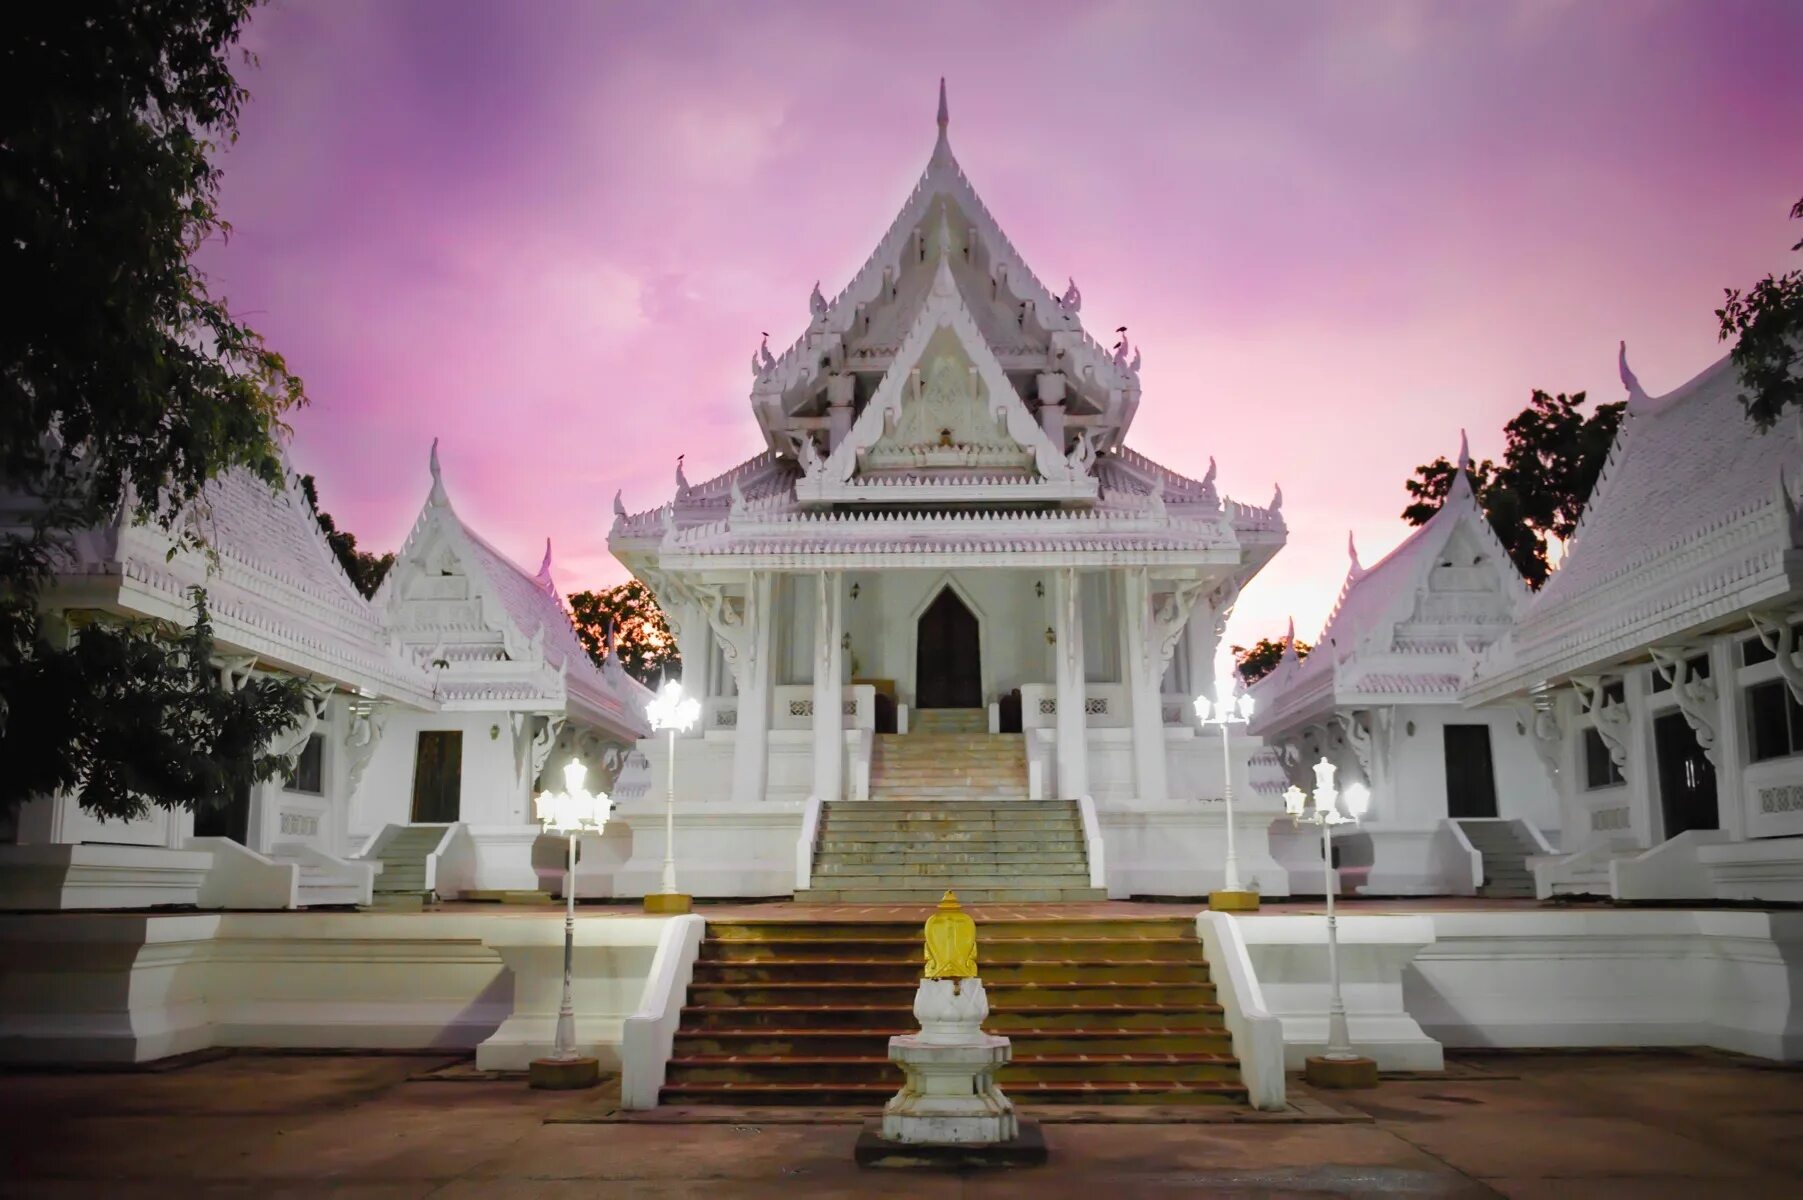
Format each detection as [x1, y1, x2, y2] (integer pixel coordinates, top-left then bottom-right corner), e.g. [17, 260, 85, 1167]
[916, 587, 981, 709]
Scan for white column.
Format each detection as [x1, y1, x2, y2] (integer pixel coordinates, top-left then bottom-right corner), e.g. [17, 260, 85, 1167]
[812, 570, 844, 803]
[1709, 636, 1746, 841]
[1052, 567, 1089, 799]
[1122, 568, 1169, 803]
[729, 571, 776, 806]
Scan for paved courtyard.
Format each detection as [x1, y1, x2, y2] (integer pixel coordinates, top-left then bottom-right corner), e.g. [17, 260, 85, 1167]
[2, 1049, 1799, 1198]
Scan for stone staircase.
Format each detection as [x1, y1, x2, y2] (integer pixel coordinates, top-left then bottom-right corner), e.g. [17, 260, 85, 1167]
[365, 824, 447, 907]
[1456, 818, 1539, 898]
[268, 844, 370, 907]
[796, 708, 1103, 903]
[662, 916, 1247, 1107]
[801, 800, 1103, 902]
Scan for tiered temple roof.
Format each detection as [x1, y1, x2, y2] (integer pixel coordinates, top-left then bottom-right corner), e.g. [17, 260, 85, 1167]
[1468, 349, 1803, 702]
[1252, 435, 1528, 733]
[611, 82, 1284, 583]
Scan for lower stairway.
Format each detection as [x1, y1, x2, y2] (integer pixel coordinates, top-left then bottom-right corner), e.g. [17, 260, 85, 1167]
[267, 843, 371, 907]
[1456, 818, 1540, 898]
[662, 916, 1246, 1107]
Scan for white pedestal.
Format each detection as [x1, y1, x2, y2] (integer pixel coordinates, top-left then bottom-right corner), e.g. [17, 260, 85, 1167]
[881, 978, 1018, 1146]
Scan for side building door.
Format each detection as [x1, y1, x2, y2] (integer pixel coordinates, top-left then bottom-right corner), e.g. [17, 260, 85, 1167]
[1443, 724, 1499, 818]
[410, 730, 463, 823]
[1653, 711, 1717, 839]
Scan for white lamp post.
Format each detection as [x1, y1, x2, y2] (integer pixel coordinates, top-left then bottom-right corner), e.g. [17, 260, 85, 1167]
[644, 679, 701, 914]
[1195, 674, 1258, 911]
[1283, 757, 1377, 1088]
[528, 758, 611, 1090]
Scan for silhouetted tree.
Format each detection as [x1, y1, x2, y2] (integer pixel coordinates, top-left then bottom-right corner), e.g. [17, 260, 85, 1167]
[1718, 195, 1803, 429]
[569, 580, 681, 686]
[298, 475, 394, 598]
[1234, 636, 1311, 684]
[1, 2, 308, 820]
[1403, 390, 1623, 588]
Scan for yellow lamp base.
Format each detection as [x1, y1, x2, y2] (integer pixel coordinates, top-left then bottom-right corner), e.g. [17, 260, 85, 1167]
[1208, 889, 1261, 912]
[528, 1056, 600, 1090]
[1303, 1055, 1379, 1089]
[643, 892, 693, 915]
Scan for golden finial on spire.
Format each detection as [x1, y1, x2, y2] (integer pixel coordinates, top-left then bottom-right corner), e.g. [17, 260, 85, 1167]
[923, 890, 977, 979]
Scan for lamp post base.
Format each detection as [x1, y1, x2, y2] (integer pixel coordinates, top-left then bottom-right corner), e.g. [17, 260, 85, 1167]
[1207, 889, 1261, 912]
[643, 892, 693, 915]
[528, 1056, 600, 1090]
[1303, 1055, 1378, 1089]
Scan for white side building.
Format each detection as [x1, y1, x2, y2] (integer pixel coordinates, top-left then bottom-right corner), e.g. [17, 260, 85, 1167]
[1468, 350, 1803, 902]
[1249, 438, 1560, 896]
[1, 444, 649, 909]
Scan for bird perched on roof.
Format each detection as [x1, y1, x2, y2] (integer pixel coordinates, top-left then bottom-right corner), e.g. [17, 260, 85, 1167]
[1112, 326, 1130, 367]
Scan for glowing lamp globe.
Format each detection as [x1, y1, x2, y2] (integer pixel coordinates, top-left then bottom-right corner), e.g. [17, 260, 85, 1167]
[646, 680, 700, 734]
[1283, 784, 1308, 818]
[1342, 781, 1372, 820]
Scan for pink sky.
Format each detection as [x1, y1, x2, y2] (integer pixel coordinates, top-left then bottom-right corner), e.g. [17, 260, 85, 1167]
[207, 0, 1803, 650]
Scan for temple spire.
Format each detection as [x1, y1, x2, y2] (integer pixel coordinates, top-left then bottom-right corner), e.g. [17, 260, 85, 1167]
[937, 77, 949, 134]
[536, 538, 554, 590]
[428, 437, 447, 507]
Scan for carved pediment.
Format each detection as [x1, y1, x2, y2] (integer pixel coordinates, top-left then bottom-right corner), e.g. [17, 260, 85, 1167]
[862, 346, 1034, 475]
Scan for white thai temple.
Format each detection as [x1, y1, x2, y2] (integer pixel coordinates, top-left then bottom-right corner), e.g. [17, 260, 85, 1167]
[1468, 350, 1803, 903]
[1260, 348, 1803, 902]
[1250, 434, 1560, 897]
[1, 443, 649, 910]
[604, 84, 1289, 900]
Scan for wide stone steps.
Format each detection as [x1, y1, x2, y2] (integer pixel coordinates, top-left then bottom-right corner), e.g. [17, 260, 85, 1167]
[369, 825, 445, 899]
[1458, 818, 1541, 899]
[661, 917, 1245, 1107]
[908, 709, 989, 734]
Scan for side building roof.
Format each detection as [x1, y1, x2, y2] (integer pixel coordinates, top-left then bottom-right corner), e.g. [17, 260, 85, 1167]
[1468, 350, 1803, 703]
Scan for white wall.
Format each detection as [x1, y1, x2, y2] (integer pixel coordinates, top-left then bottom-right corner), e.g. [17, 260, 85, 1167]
[354, 709, 530, 839]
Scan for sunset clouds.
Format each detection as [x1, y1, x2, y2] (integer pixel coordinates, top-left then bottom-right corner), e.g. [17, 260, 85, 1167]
[206, 0, 1803, 646]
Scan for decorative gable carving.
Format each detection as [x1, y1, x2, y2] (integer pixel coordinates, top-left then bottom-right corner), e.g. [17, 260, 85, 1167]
[795, 255, 1097, 506]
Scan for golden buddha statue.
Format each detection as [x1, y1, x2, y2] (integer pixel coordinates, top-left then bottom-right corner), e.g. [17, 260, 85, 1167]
[923, 890, 978, 979]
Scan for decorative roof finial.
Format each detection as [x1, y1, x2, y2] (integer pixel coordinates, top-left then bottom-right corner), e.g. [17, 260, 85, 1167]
[1060, 277, 1082, 313]
[612, 489, 627, 522]
[1348, 530, 1362, 575]
[675, 454, 691, 499]
[1112, 326, 1130, 367]
[536, 538, 554, 590]
[937, 77, 949, 134]
[1202, 456, 1218, 491]
[809, 280, 827, 320]
[1270, 482, 1284, 513]
[1619, 340, 1648, 404]
[753, 332, 776, 377]
[428, 437, 447, 507]
[1280, 616, 1300, 665]
[1457, 427, 1470, 470]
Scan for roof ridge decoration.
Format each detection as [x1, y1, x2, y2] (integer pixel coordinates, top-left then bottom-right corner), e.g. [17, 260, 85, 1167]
[795, 250, 1098, 505]
[750, 81, 1138, 411]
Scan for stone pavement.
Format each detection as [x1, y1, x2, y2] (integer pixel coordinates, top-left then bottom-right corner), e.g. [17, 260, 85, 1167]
[2, 1049, 1799, 1197]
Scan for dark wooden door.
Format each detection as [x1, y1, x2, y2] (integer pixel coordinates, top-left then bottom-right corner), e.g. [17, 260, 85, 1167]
[1654, 711, 1718, 838]
[1443, 724, 1499, 818]
[411, 731, 463, 822]
[916, 588, 981, 709]
[195, 781, 251, 843]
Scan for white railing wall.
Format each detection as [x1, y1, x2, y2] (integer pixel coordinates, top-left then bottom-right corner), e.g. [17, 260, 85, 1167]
[619, 913, 706, 1108]
[1194, 911, 1286, 1110]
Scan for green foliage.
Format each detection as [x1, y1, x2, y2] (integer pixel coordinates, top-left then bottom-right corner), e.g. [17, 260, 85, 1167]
[569, 581, 681, 687]
[2, 1, 302, 534]
[1718, 196, 1803, 429]
[1233, 636, 1310, 685]
[0, 2, 308, 821]
[298, 475, 394, 598]
[1403, 390, 1624, 588]
[2, 591, 306, 823]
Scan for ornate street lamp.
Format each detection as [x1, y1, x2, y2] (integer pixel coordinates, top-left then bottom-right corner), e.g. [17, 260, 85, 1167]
[1196, 673, 1258, 911]
[1283, 757, 1377, 1088]
[644, 679, 701, 915]
[528, 759, 611, 1090]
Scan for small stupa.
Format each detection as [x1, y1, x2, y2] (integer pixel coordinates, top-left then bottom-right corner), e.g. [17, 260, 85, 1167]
[855, 892, 1045, 1169]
